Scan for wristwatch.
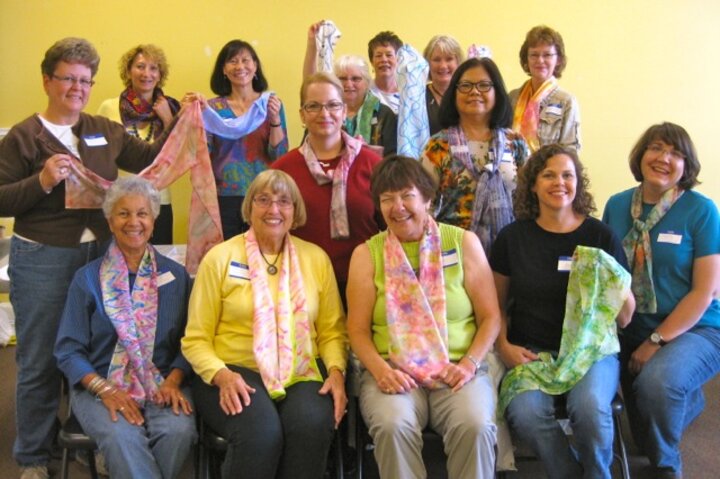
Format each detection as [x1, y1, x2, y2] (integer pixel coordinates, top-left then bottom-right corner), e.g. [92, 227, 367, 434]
[649, 331, 667, 347]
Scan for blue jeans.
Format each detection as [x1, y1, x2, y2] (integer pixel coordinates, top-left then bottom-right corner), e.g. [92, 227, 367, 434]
[71, 387, 197, 479]
[621, 326, 720, 475]
[9, 237, 100, 466]
[506, 354, 619, 479]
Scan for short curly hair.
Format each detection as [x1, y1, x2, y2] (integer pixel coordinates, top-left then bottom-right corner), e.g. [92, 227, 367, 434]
[334, 55, 372, 85]
[41, 37, 100, 77]
[519, 25, 567, 79]
[102, 177, 161, 220]
[514, 144, 595, 220]
[118, 44, 170, 89]
[628, 122, 700, 190]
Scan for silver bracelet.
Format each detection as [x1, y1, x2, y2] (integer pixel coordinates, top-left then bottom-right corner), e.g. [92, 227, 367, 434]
[465, 354, 482, 373]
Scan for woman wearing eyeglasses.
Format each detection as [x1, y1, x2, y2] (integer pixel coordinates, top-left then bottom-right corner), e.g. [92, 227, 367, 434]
[207, 39, 288, 239]
[422, 57, 529, 256]
[182, 169, 348, 479]
[509, 25, 581, 153]
[603, 123, 720, 478]
[0, 38, 175, 479]
[303, 23, 397, 156]
[97, 44, 180, 245]
[273, 72, 382, 303]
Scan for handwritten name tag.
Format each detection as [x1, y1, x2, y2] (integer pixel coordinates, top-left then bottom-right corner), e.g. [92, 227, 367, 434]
[658, 232, 682, 244]
[557, 256, 572, 272]
[157, 271, 176, 287]
[442, 249, 459, 267]
[83, 134, 108, 147]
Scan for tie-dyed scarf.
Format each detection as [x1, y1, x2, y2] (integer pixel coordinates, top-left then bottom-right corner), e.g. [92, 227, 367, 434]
[447, 126, 514, 254]
[119, 87, 180, 141]
[64, 102, 223, 274]
[300, 130, 362, 240]
[101, 240, 163, 405]
[512, 78, 557, 153]
[245, 229, 321, 399]
[315, 20, 342, 73]
[397, 44, 430, 159]
[622, 185, 683, 313]
[384, 217, 448, 388]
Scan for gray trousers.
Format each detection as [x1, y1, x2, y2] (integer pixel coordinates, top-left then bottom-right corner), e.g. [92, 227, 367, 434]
[359, 368, 497, 479]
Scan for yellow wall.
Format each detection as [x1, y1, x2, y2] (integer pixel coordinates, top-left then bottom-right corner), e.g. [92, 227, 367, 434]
[1, 0, 718, 242]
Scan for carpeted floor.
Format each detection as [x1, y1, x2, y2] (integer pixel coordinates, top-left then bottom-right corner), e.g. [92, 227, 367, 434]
[1, 344, 718, 478]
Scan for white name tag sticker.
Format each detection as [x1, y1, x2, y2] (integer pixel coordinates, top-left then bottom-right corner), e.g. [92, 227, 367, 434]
[157, 271, 176, 287]
[501, 151, 514, 163]
[545, 104, 563, 116]
[658, 232, 682, 244]
[450, 144, 469, 155]
[229, 261, 250, 280]
[442, 249, 459, 267]
[83, 134, 108, 146]
[557, 256, 573, 272]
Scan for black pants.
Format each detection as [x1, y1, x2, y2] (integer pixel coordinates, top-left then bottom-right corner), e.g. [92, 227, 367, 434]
[192, 365, 334, 479]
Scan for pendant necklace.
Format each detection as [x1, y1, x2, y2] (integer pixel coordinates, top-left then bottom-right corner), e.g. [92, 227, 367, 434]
[131, 122, 154, 142]
[259, 248, 281, 275]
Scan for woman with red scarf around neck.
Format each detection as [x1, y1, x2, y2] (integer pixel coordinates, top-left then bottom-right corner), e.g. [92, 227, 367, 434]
[97, 44, 180, 244]
[509, 25, 581, 153]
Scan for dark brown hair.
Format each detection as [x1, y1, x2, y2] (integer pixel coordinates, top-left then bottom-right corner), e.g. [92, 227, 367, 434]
[370, 155, 437, 209]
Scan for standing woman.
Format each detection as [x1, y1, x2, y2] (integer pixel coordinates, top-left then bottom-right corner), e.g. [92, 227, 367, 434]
[491, 145, 634, 479]
[422, 57, 529, 255]
[97, 44, 180, 244]
[0, 38, 173, 479]
[207, 40, 288, 239]
[273, 72, 382, 301]
[603, 123, 720, 478]
[509, 25, 581, 153]
[367, 31, 404, 114]
[422, 35, 464, 136]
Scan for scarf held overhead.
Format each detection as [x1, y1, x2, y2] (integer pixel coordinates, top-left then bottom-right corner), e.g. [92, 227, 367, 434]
[396, 44, 430, 159]
[64, 102, 223, 274]
[245, 230, 322, 399]
[384, 217, 449, 388]
[101, 240, 163, 405]
[498, 246, 631, 414]
[315, 20, 342, 73]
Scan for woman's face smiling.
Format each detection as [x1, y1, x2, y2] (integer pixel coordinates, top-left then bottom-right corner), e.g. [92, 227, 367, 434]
[379, 186, 431, 242]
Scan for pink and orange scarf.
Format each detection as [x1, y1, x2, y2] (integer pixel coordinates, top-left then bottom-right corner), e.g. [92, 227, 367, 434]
[512, 77, 558, 152]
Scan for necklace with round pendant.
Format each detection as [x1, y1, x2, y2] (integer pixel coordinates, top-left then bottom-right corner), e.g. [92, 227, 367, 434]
[260, 249, 280, 275]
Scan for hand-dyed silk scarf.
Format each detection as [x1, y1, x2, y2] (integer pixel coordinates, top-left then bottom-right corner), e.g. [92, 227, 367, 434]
[119, 87, 180, 140]
[300, 131, 362, 240]
[202, 92, 272, 139]
[396, 44, 430, 159]
[511, 78, 558, 153]
[384, 217, 448, 388]
[245, 229, 321, 399]
[622, 185, 683, 313]
[447, 126, 514, 254]
[101, 240, 163, 405]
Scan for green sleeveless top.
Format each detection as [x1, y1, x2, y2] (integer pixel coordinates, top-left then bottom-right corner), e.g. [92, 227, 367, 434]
[366, 223, 476, 360]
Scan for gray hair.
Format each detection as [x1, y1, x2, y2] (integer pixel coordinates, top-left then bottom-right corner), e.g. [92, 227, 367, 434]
[334, 54, 372, 84]
[41, 37, 100, 77]
[102, 177, 161, 219]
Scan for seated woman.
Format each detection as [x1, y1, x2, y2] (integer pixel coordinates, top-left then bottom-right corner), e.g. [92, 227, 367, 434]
[490, 145, 634, 479]
[509, 25, 581, 152]
[603, 123, 720, 478]
[347, 156, 500, 479]
[55, 177, 196, 479]
[97, 44, 181, 244]
[182, 169, 348, 479]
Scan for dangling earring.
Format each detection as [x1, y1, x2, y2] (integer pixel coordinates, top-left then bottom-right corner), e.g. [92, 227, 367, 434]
[254, 73, 258, 80]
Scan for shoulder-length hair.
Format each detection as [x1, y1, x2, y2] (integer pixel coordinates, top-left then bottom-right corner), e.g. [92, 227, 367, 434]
[514, 144, 595, 220]
[241, 170, 307, 229]
[628, 122, 700, 190]
[210, 40, 268, 96]
[519, 25, 567, 79]
[438, 57, 512, 130]
[119, 44, 170, 89]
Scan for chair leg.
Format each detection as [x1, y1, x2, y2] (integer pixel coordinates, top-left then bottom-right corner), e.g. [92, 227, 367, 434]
[60, 447, 70, 479]
[613, 412, 631, 479]
[334, 430, 344, 479]
[355, 412, 364, 479]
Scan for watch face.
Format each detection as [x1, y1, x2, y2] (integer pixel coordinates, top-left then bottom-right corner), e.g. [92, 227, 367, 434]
[650, 332, 662, 345]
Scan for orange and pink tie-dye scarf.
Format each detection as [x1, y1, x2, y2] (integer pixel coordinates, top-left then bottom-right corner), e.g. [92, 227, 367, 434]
[512, 77, 557, 152]
[384, 217, 448, 388]
[245, 229, 322, 399]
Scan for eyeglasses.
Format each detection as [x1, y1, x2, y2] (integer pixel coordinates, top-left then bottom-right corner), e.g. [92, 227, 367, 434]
[338, 75, 364, 84]
[302, 101, 344, 113]
[646, 143, 685, 161]
[528, 53, 557, 61]
[51, 75, 95, 88]
[252, 196, 294, 209]
[456, 81, 493, 94]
